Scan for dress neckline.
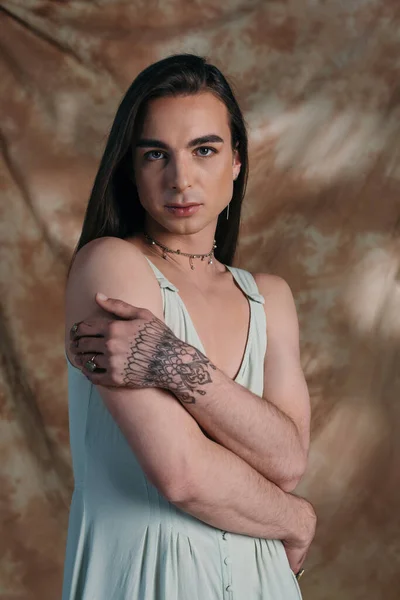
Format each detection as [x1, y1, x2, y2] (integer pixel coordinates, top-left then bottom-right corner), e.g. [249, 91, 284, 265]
[143, 256, 253, 383]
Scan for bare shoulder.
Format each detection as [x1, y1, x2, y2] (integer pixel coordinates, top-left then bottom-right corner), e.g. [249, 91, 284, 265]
[253, 272, 300, 339]
[69, 236, 148, 279]
[253, 272, 295, 304]
[65, 236, 163, 347]
[68, 236, 158, 295]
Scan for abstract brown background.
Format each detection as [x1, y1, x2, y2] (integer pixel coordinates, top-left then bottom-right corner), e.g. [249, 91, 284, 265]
[1, 1, 400, 598]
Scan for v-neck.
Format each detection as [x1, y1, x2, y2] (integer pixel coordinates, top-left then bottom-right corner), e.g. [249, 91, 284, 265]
[144, 257, 253, 383]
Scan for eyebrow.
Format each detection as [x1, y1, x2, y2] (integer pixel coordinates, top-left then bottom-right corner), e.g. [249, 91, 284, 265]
[135, 134, 224, 149]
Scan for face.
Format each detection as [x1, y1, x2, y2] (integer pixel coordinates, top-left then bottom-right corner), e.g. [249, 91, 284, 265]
[133, 92, 241, 235]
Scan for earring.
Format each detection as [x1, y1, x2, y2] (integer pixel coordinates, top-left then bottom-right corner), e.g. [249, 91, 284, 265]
[226, 202, 230, 220]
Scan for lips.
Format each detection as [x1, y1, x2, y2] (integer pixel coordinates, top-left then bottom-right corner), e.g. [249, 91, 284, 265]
[165, 204, 202, 217]
[165, 204, 201, 208]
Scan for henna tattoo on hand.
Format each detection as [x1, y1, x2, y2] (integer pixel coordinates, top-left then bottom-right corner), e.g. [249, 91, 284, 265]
[122, 317, 216, 403]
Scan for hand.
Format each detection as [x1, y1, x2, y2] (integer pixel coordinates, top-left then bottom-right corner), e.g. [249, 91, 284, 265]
[70, 293, 159, 385]
[69, 293, 215, 401]
[283, 499, 316, 575]
[282, 538, 311, 576]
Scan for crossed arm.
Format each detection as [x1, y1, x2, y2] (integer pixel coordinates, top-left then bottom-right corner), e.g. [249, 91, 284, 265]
[168, 273, 311, 492]
[111, 272, 310, 491]
[66, 238, 315, 567]
[72, 258, 310, 492]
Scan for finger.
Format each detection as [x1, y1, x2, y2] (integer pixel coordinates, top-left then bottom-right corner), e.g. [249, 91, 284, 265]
[69, 320, 84, 341]
[74, 352, 107, 371]
[294, 553, 306, 574]
[81, 369, 112, 386]
[71, 320, 107, 340]
[95, 293, 141, 320]
[70, 336, 106, 356]
[80, 362, 115, 387]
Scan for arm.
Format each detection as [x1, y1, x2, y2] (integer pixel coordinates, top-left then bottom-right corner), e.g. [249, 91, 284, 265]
[65, 238, 315, 546]
[169, 274, 311, 493]
[173, 434, 315, 545]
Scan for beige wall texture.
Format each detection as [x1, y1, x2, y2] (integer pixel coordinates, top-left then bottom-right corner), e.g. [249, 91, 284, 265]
[1, 1, 400, 599]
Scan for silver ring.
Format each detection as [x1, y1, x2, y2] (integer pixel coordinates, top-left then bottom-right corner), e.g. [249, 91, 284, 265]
[85, 354, 98, 372]
[71, 323, 79, 335]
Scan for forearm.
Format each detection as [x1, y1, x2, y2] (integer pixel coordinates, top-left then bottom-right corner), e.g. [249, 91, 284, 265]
[167, 347, 304, 489]
[175, 434, 315, 544]
[111, 316, 304, 488]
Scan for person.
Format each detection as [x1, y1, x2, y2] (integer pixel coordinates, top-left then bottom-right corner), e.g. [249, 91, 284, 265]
[62, 53, 316, 600]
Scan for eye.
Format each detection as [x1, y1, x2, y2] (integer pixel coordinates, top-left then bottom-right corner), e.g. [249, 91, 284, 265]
[144, 150, 165, 161]
[195, 146, 217, 157]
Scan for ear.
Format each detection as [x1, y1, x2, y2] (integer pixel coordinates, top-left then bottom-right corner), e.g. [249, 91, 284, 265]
[232, 146, 241, 180]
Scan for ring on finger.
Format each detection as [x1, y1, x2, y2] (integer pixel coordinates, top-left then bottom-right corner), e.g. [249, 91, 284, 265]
[71, 323, 79, 335]
[85, 354, 98, 373]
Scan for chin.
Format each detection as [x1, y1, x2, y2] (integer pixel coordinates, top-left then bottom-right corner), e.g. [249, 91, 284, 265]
[165, 221, 206, 235]
[146, 206, 219, 236]
[154, 213, 203, 231]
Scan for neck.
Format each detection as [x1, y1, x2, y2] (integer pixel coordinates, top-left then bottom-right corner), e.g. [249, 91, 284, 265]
[142, 219, 219, 274]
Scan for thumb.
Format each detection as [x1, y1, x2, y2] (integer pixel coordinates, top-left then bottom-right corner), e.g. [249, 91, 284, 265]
[95, 292, 138, 319]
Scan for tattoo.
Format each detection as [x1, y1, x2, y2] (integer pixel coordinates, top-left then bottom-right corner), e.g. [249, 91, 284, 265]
[122, 317, 216, 403]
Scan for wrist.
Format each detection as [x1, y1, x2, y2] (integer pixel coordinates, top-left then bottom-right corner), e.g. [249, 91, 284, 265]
[160, 340, 216, 403]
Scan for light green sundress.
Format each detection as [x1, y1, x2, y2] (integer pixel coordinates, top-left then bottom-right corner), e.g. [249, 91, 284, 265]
[62, 257, 302, 600]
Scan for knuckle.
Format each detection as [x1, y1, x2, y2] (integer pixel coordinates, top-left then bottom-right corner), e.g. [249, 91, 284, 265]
[105, 337, 117, 353]
[108, 320, 121, 337]
[112, 299, 127, 310]
[138, 307, 152, 320]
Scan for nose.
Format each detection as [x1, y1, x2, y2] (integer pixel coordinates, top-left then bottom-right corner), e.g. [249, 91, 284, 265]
[169, 153, 191, 192]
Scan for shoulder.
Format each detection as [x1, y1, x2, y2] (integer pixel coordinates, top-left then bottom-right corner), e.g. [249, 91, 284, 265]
[65, 236, 163, 344]
[253, 272, 300, 336]
[70, 236, 145, 272]
[253, 272, 295, 304]
[68, 236, 156, 290]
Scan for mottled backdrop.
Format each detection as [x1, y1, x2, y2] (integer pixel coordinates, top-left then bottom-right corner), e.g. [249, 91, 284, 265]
[1, 1, 400, 599]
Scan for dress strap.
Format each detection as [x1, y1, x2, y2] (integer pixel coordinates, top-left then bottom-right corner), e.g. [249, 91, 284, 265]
[225, 266, 265, 304]
[144, 257, 179, 292]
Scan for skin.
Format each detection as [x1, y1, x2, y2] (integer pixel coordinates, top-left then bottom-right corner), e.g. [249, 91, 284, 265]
[66, 92, 316, 575]
[72, 287, 309, 488]
[133, 92, 241, 260]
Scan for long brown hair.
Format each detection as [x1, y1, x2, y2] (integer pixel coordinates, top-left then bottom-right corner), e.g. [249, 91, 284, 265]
[69, 53, 249, 272]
